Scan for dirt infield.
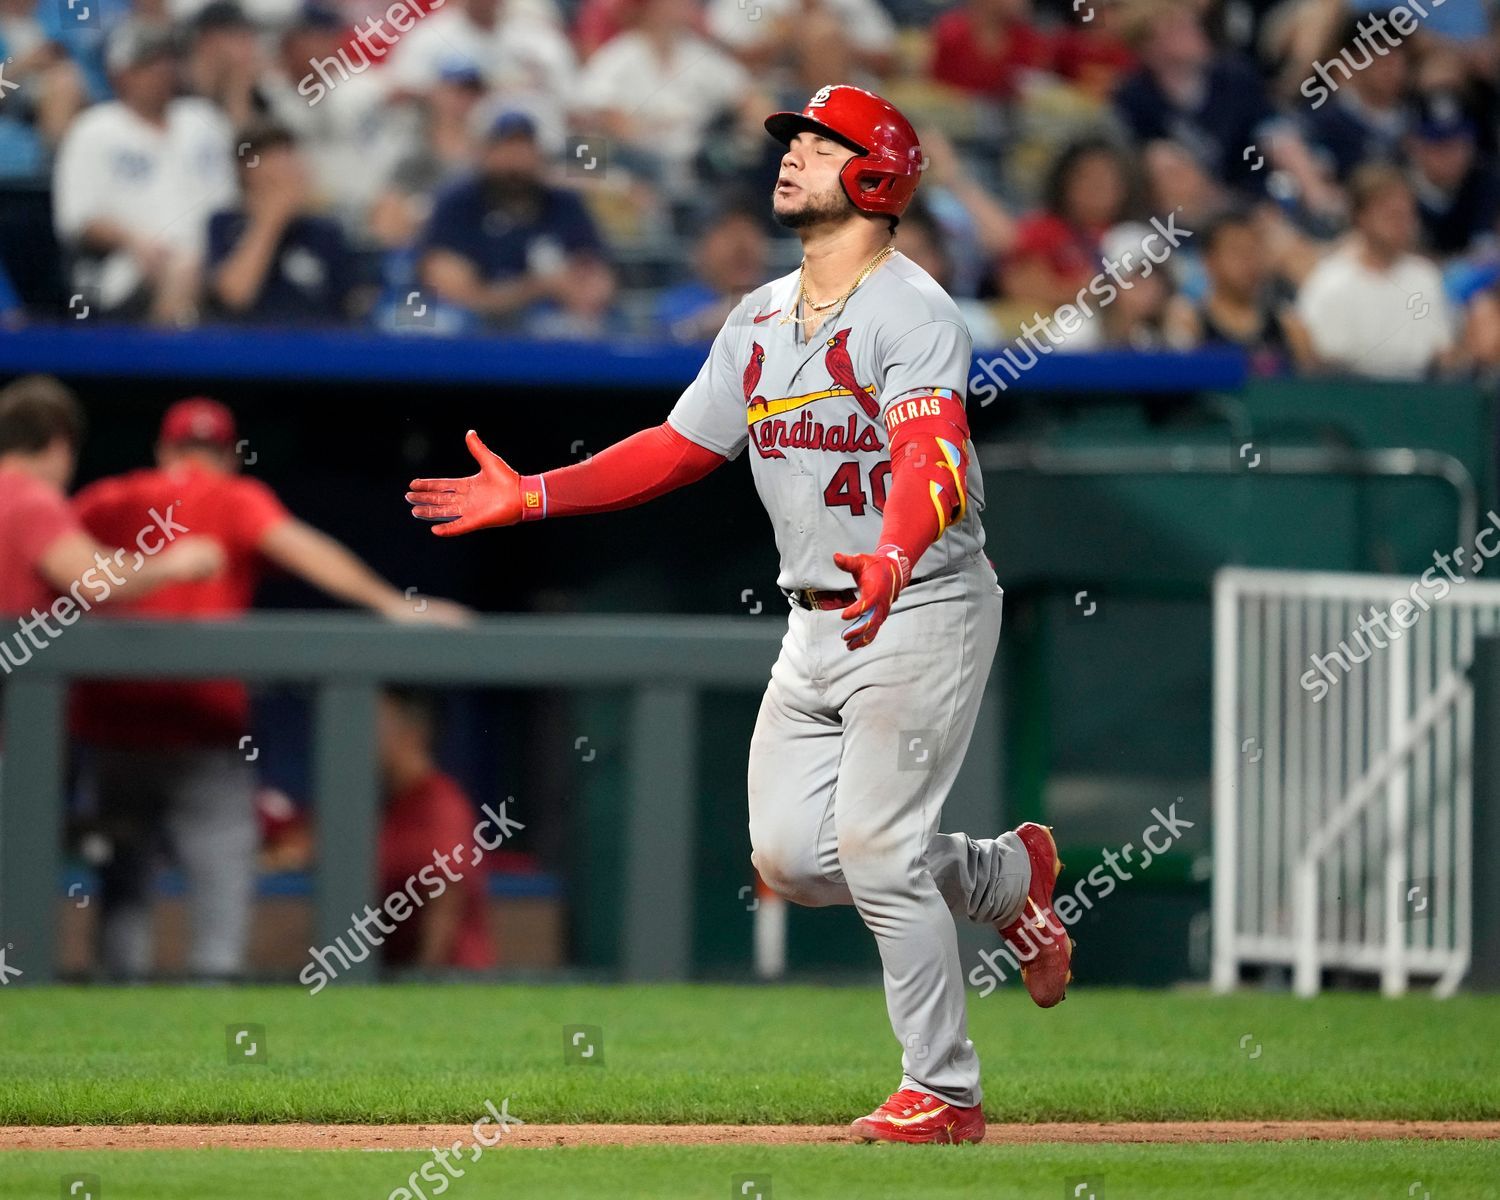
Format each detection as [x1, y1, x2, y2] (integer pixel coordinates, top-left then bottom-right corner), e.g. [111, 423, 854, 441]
[4, 1121, 1498, 1150]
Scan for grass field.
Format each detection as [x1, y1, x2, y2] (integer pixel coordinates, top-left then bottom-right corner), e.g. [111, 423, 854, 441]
[3, 984, 1496, 1123]
[5, 1142, 1500, 1199]
[2, 984, 1497, 1197]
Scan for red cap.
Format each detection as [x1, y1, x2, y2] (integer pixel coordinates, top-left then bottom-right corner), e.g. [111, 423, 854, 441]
[160, 397, 237, 448]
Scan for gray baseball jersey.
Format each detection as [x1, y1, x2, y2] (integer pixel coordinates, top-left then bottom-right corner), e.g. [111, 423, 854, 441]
[667, 252, 987, 591]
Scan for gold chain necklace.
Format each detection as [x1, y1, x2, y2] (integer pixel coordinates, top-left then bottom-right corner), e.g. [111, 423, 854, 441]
[780, 244, 895, 328]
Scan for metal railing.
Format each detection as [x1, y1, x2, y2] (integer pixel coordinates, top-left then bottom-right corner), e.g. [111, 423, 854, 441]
[0, 614, 790, 983]
[978, 443, 1479, 551]
[1211, 567, 1497, 997]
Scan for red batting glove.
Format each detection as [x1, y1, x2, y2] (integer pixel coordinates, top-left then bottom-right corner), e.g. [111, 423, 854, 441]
[406, 430, 526, 536]
[832, 545, 912, 650]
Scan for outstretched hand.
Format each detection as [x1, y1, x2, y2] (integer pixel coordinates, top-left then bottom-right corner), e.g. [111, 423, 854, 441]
[406, 430, 524, 536]
[832, 545, 911, 650]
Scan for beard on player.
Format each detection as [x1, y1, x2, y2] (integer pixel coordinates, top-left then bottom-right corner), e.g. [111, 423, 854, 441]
[771, 176, 859, 231]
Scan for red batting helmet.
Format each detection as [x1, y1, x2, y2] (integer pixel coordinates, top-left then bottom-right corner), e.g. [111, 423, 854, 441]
[764, 85, 923, 219]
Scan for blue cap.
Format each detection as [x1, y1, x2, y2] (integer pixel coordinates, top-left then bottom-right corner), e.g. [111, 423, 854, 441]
[298, 2, 345, 29]
[486, 108, 538, 142]
[438, 57, 486, 87]
[1415, 92, 1474, 142]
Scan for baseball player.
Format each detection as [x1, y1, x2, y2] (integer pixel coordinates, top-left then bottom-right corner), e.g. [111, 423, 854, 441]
[406, 85, 1072, 1144]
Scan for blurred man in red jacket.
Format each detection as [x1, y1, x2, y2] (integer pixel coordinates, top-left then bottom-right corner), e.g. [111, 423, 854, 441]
[254, 688, 514, 972]
[72, 396, 468, 979]
[376, 688, 498, 971]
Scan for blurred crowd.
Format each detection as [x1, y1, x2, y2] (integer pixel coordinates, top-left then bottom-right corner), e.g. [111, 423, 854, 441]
[1, 0, 1499, 377]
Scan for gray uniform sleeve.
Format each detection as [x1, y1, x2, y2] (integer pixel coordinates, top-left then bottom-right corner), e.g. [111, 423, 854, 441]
[877, 319, 973, 417]
[665, 313, 750, 461]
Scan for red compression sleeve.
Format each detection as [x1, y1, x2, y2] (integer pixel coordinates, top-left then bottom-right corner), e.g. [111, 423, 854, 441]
[517, 421, 726, 520]
[875, 394, 973, 572]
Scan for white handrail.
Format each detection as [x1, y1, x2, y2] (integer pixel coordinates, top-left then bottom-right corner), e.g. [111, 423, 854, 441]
[1214, 567, 1482, 997]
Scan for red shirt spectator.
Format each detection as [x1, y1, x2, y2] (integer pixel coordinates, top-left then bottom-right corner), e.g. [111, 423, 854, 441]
[929, 0, 1052, 102]
[378, 768, 497, 970]
[573, 0, 635, 60]
[70, 395, 468, 749]
[71, 455, 292, 748]
[1008, 212, 1106, 291]
[76, 461, 290, 616]
[0, 465, 82, 618]
[1052, 26, 1136, 99]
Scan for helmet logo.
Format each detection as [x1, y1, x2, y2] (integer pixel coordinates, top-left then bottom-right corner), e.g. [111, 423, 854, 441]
[807, 85, 835, 109]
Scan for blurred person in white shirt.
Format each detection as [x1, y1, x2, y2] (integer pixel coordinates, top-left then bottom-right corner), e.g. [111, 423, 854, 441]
[573, 0, 755, 191]
[52, 24, 235, 324]
[1297, 163, 1462, 379]
[261, 3, 392, 229]
[382, 0, 576, 135]
[183, 1, 268, 131]
[706, 0, 895, 77]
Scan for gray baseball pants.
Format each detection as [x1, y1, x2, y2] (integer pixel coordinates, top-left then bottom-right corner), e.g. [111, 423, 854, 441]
[747, 560, 1031, 1108]
[83, 747, 258, 979]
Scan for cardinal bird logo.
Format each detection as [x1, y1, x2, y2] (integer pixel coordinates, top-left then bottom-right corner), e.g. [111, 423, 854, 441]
[743, 341, 786, 460]
[743, 341, 769, 414]
[824, 328, 879, 419]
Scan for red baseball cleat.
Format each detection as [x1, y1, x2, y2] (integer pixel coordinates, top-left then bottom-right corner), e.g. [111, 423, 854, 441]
[996, 822, 1073, 1008]
[849, 1089, 985, 1144]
